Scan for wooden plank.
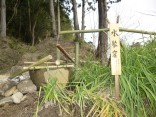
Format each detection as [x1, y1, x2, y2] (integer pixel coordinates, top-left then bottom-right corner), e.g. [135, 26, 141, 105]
[110, 24, 121, 75]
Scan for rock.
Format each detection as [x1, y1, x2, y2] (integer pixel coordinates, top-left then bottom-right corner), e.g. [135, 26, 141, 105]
[10, 74, 30, 83]
[44, 101, 54, 109]
[10, 66, 23, 74]
[0, 74, 10, 80]
[0, 97, 13, 106]
[4, 86, 17, 97]
[0, 80, 17, 96]
[44, 68, 69, 88]
[17, 79, 37, 94]
[13, 89, 18, 94]
[30, 68, 69, 89]
[22, 71, 30, 79]
[21, 95, 27, 102]
[11, 92, 23, 104]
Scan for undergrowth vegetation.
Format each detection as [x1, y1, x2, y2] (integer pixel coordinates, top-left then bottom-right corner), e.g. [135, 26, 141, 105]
[41, 38, 156, 117]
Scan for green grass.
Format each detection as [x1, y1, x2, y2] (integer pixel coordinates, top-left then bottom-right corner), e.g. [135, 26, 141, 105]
[120, 39, 156, 117]
[41, 38, 156, 117]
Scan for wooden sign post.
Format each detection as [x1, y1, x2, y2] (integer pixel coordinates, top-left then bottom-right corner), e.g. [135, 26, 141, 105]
[109, 24, 121, 100]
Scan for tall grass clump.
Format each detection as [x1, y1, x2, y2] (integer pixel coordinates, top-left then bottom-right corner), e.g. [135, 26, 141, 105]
[120, 38, 156, 117]
[42, 63, 125, 117]
[72, 62, 126, 117]
[42, 38, 156, 117]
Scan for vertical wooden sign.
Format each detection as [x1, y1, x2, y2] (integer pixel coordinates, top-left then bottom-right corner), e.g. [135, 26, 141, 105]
[110, 24, 121, 75]
[110, 24, 121, 100]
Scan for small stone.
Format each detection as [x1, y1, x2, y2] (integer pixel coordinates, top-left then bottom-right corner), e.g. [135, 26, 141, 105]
[0, 97, 13, 106]
[4, 86, 17, 97]
[10, 66, 23, 74]
[21, 95, 27, 102]
[44, 101, 54, 108]
[0, 80, 17, 96]
[11, 92, 23, 104]
[13, 89, 18, 94]
[17, 79, 37, 94]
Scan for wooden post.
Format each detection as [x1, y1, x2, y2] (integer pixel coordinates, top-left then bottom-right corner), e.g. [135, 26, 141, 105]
[110, 24, 121, 100]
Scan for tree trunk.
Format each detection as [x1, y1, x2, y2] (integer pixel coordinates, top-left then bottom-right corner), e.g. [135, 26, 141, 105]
[0, 0, 6, 39]
[18, 7, 21, 37]
[49, 0, 57, 38]
[96, 0, 108, 64]
[31, 20, 36, 46]
[27, 0, 33, 44]
[81, 0, 85, 40]
[72, 0, 80, 41]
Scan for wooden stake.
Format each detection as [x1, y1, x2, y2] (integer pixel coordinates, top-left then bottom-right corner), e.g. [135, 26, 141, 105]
[109, 24, 121, 100]
[115, 75, 120, 100]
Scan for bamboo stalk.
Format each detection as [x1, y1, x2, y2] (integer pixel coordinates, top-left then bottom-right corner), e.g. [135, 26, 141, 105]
[120, 28, 156, 35]
[24, 60, 67, 65]
[9, 55, 52, 79]
[57, 0, 60, 34]
[56, 0, 61, 60]
[59, 28, 156, 35]
[23, 64, 74, 70]
[24, 62, 56, 64]
[74, 42, 79, 81]
[75, 42, 79, 68]
[60, 28, 109, 34]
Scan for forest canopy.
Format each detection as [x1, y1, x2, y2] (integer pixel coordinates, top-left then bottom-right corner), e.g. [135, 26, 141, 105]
[5, 0, 73, 45]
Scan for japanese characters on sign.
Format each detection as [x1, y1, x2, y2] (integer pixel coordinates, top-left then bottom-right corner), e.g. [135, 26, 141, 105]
[110, 24, 121, 75]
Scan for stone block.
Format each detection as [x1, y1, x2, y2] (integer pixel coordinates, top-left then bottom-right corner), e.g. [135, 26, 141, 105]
[29, 68, 70, 89]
